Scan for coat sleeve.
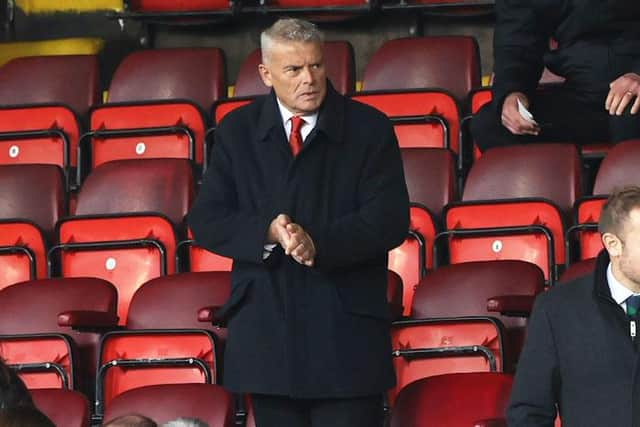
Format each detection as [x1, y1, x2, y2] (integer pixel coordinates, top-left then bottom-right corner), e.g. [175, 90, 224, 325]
[305, 121, 410, 271]
[507, 292, 560, 427]
[187, 128, 273, 265]
[492, 0, 552, 108]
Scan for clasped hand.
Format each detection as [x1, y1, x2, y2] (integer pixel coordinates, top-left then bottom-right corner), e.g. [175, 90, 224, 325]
[268, 214, 316, 267]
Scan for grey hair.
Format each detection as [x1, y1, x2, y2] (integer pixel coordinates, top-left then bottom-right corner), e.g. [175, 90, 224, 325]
[162, 418, 209, 427]
[260, 18, 324, 64]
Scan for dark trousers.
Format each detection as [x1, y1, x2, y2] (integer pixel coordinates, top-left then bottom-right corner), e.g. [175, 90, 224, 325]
[471, 39, 640, 152]
[251, 394, 385, 427]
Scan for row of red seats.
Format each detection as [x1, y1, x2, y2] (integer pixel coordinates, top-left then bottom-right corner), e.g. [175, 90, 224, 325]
[0, 262, 528, 425]
[2, 139, 637, 324]
[0, 36, 481, 189]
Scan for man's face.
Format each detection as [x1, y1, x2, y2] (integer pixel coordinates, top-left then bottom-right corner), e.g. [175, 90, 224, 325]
[606, 208, 640, 291]
[258, 41, 327, 115]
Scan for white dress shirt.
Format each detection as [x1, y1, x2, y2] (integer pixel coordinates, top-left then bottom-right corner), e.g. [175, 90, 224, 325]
[607, 262, 640, 312]
[262, 99, 319, 259]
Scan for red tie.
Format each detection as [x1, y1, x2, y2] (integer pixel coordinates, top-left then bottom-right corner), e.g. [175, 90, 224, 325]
[289, 116, 305, 157]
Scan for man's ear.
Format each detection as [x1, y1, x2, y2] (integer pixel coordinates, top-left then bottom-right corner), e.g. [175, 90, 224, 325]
[258, 64, 273, 88]
[602, 232, 622, 257]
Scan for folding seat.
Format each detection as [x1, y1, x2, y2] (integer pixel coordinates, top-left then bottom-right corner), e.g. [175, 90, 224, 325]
[388, 261, 541, 404]
[94, 271, 230, 419]
[0, 55, 100, 188]
[351, 90, 459, 154]
[390, 372, 513, 427]
[0, 164, 65, 290]
[0, 277, 117, 395]
[32, 388, 90, 427]
[125, 0, 238, 14]
[51, 158, 194, 325]
[566, 196, 606, 262]
[103, 383, 235, 427]
[233, 41, 355, 97]
[440, 143, 582, 285]
[363, 36, 480, 105]
[388, 147, 456, 315]
[81, 48, 226, 181]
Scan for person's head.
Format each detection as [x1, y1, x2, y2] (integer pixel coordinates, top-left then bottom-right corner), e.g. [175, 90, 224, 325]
[259, 18, 327, 115]
[0, 406, 55, 427]
[102, 413, 158, 427]
[600, 186, 640, 291]
[162, 417, 209, 427]
[0, 359, 33, 410]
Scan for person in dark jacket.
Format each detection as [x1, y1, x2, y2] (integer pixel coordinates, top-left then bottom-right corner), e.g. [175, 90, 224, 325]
[471, 0, 640, 151]
[508, 185, 640, 426]
[187, 18, 409, 427]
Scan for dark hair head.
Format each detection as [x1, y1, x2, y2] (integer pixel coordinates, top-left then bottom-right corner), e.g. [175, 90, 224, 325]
[0, 406, 55, 427]
[599, 186, 640, 237]
[0, 359, 33, 409]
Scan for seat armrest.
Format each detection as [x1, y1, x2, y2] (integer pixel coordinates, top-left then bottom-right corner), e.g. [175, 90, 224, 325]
[197, 305, 222, 324]
[487, 295, 535, 317]
[58, 310, 119, 329]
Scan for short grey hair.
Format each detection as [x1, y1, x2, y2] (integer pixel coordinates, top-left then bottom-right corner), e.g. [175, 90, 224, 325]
[260, 18, 324, 64]
[162, 418, 209, 427]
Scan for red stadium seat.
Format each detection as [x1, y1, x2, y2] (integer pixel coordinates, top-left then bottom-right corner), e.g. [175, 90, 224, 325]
[363, 36, 481, 104]
[389, 317, 505, 406]
[440, 143, 582, 285]
[390, 372, 513, 427]
[0, 164, 65, 289]
[0, 278, 117, 394]
[0, 55, 100, 187]
[234, 41, 355, 97]
[32, 388, 90, 427]
[128, 0, 235, 12]
[411, 260, 544, 371]
[51, 159, 193, 325]
[593, 139, 640, 195]
[351, 90, 460, 153]
[94, 272, 230, 418]
[81, 48, 226, 180]
[103, 383, 235, 427]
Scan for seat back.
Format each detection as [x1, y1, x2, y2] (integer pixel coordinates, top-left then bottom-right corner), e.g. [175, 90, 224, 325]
[390, 372, 513, 427]
[0, 164, 65, 238]
[108, 48, 227, 111]
[234, 41, 355, 97]
[74, 158, 194, 226]
[128, 0, 234, 11]
[463, 143, 581, 216]
[0, 278, 117, 391]
[103, 383, 235, 427]
[560, 257, 597, 283]
[32, 388, 90, 427]
[351, 90, 460, 154]
[363, 36, 481, 104]
[401, 147, 456, 219]
[593, 139, 640, 195]
[180, 228, 233, 272]
[0, 55, 100, 117]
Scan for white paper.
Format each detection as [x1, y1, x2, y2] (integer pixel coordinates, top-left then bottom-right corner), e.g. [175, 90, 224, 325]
[517, 98, 538, 124]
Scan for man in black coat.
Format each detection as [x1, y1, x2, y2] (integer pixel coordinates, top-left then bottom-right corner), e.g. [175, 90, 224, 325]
[187, 18, 409, 427]
[472, 0, 640, 151]
[509, 186, 640, 426]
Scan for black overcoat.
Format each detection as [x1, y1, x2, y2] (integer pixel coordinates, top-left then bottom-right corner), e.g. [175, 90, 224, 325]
[188, 83, 410, 398]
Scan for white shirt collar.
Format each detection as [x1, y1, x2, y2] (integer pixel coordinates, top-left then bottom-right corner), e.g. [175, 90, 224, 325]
[276, 97, 318, 141]
[607, 262, 639, 305]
